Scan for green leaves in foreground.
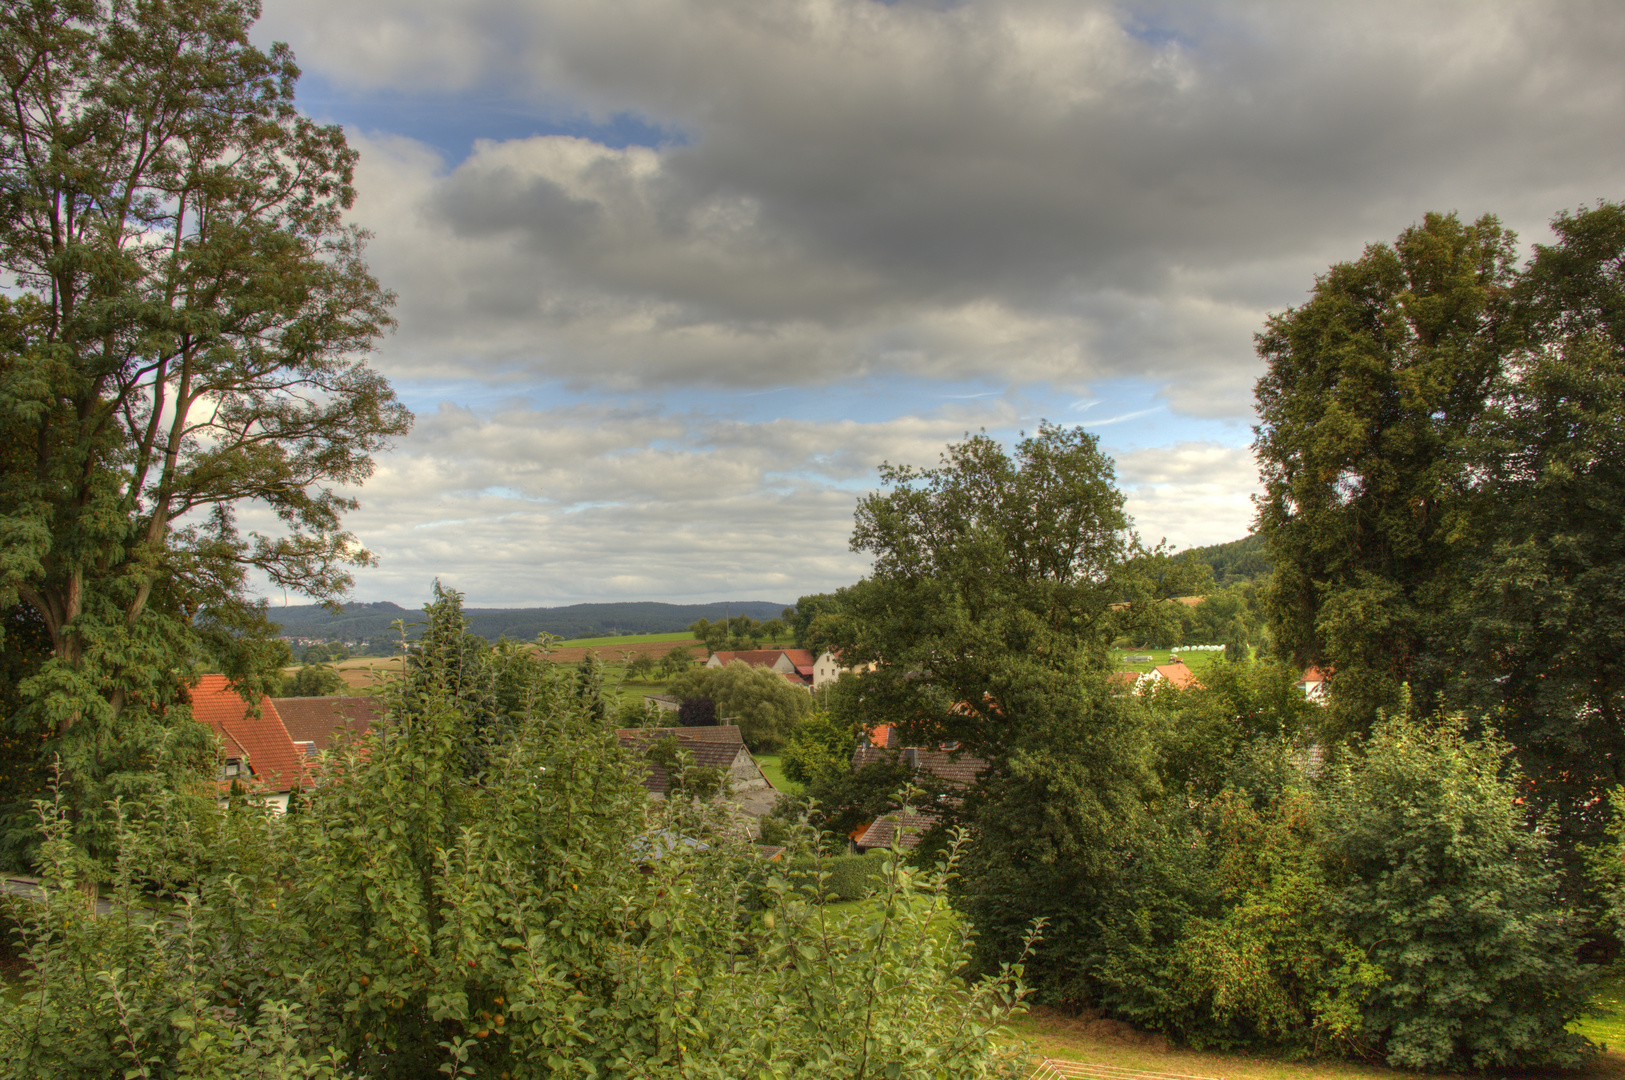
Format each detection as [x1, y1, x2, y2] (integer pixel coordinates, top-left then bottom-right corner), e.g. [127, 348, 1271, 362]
[0, 588, 1032, 1079]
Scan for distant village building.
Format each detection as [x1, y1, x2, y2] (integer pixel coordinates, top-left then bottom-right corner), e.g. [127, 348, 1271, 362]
[812, 650, 876, 690]
[615, 725, 768, 797]
[705, 648, 816, 687]
[849, 724, 987, 851]
[190, 675, 310, 812]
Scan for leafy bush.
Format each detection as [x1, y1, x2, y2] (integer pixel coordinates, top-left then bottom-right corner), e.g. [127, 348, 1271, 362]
[1093, 790, 1381, 1055]
[779, 712, 854, 788]
[0, 588, 1034, 1079]
[669, 661, 813, 752]
[279, 664, 347, 697]
[1321, 715, 1595, 1071]
[784, 849, 889, 902]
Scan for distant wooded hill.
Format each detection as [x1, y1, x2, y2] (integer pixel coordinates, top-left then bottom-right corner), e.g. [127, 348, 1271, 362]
[266, 600, 789, 643]
[1184, 533, 1270, 585]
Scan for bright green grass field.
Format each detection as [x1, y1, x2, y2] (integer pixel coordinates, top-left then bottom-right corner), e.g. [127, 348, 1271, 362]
[1574, 970, 1625, 1049]
[1112, 646, 1237, 675]
[755, 754, 803, 796]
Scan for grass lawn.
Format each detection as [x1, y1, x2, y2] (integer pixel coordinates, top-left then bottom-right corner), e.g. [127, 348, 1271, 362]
[1577, 970, 1625, 1050]
[1018, 966, 1625, 1079]
[755, 754, 802, 795]
[1016, 1011, 1625, 1080]
[1112, 646, 1235, 675]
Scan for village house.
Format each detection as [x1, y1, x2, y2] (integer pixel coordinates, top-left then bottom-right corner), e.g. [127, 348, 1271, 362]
[849, 724, 987, 851]
[616, 724, 769, 798]
[811, 650, 876, 689]
[273, 695, 386, 754]
[189, 675, 310, 812]
[1138, 657, 1202, 693]
[704, 648, 816, 687]
[1297, 666, 1329, 702]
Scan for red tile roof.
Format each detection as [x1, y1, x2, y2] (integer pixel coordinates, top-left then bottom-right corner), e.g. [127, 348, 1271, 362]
[190, 675, 307, 793]
[273, 696, 384, 751]
[851, 741, 986, 788]
[709, 649, 817, 668]
[1151, 660, 1201, 690]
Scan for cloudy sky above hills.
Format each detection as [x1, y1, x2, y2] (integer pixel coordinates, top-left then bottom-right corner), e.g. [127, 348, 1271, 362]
[250, 0, 1625, 608]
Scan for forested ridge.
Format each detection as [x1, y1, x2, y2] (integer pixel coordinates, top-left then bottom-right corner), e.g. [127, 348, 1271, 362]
[267, 599, 788, 643]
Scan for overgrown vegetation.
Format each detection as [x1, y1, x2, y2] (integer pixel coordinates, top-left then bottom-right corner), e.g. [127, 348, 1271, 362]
[0, 590, 1033, 1078]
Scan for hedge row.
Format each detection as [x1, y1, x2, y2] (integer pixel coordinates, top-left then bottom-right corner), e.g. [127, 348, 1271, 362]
[784, 849, 890, 901]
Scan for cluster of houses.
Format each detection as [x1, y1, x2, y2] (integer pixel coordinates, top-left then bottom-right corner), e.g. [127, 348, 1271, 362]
[701, 648, 871, 690]
[198, 643, 1330, 864]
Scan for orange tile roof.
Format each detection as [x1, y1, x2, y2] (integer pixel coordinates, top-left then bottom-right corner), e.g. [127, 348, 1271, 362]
[855, 811, 937, 850]
[1152, 660, 1202, 690]
[190, 675, 307, 794]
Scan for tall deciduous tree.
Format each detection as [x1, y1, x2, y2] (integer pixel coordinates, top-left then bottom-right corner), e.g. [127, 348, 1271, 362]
[1454, 202, 1625, 874]
[0, 0, 409, 805]
[1253, 212, 1519, 736]
[835, 422, 1205, 759]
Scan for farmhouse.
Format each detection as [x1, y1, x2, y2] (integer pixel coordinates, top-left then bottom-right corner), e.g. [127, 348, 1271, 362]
[705, 648, 816, 687]
[811, 649, 877, 689]
[273, 695, 385, 753]
[616, 724, 769, 798]
[189, 675, 309, 812]
[849, 724, 987, 850]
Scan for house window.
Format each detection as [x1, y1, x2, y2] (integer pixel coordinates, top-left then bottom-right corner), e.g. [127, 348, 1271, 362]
[224, 759, 241, 778]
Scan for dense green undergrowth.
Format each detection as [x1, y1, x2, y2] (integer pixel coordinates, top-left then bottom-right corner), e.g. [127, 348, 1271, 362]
[0, 590, 1032, 1079]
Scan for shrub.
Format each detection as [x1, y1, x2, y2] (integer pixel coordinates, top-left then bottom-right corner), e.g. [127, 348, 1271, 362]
[779, 712, 854, 788]
[784, 849, 890, 902]
[1322, 715, 1595, 1071]
[0, 588, 1034, 1079]
[669, 661, 813, 752]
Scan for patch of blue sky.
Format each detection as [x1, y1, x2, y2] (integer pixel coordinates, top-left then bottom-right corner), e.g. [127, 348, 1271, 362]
[294, 72, 682, 164]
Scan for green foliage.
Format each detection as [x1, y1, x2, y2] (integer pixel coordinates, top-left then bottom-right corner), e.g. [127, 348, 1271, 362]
[779, 712, 855, 789]
[783, 591, 854, 658]
[777, 758, 928, 845]
[1150, 659, 1319, 800]
[279, 664, 348, 698]
[686, 615, 769, 652]
[1447, 205, 1625, 880]
[668, 661, 813, 753]
[1254, 211, 1519, 736]
[954, 679, 1160, 995]
[657, 646, 694, 679]
[302, 643, 351, 665]
[783, 849, 889, 902]
[835, 422, 1208, 761]
[0, 588, 1034, 1078]
[1183, 534, 1272, 586]
[1321, 714, 1594, 1071]
[0, 0, 409, 824]
[1092, 789, 1381, 1056]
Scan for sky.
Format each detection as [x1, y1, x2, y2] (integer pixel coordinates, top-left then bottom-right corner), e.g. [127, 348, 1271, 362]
[246, 0, 1625, 608]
